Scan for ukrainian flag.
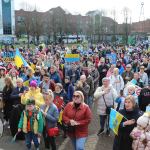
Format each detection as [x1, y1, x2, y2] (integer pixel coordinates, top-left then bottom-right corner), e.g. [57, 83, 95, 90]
[58, 110, 63, 125]
[64, 54, 80, 62]
[109, 108, 124, 135]
[15, 48, 29, 68]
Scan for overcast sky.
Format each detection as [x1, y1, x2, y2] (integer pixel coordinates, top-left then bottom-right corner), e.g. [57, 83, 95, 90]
[14, 0, 150, 23]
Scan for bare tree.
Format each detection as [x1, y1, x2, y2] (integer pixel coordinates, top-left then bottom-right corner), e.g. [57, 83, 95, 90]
[122, 7, 131, 44]
[31, 9, 44, 45]
[16, 2, 34, 48]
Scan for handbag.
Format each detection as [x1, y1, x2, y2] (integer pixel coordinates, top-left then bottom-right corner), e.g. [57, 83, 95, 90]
[62, 122, 75, 133]
[47, 127, 59, 137]
[103, 95, 114, 115]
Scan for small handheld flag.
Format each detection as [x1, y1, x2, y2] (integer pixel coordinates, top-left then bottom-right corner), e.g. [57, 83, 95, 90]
[109, 108, 124, 135]
[64, 54, 80, 62]
[11, 132, 19, 143]
[58, 110, 63, 125]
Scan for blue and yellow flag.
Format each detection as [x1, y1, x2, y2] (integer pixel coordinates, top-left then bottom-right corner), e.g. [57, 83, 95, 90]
[64, 54, 80, 62]
[58, 110, 63, 125]
[15, 49, 34, 74]
[15, 49, 29, 68]
[109, 108, 124, 135]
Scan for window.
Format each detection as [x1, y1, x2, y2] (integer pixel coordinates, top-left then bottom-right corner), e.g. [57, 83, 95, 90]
[2, 0, 12, 34]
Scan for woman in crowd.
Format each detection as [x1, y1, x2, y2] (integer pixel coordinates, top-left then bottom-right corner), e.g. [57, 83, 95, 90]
[62, 91, 92, 150]
[113, 95, 141, 150]
[53, 83, 68, 111]
[0, 67, 6, 92]
[94, 77, 118, 135]
[40, 67, 48, 82]
[21, 80, 44, 107]
[106, 64, 116, 77]
[110, 68, 124, 95]
[41, 90, 59, 150]
[3, 77, 14, 125]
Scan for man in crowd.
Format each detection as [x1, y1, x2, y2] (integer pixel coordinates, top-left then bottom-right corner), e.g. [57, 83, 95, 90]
[75, 75, 90, 104]
[98, 58, 109, 86]
[122, 64, 134, 84]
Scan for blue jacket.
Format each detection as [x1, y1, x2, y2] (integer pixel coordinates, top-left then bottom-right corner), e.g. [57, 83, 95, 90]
[50, 72, 61, 83]
[119, 66, 124, 75]
[40, 103, 59, 128]
[64, 83, 74, 101]
[23, 76, 37, 84]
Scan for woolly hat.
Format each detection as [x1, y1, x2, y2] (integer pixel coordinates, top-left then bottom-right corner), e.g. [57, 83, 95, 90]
[26, 99, 35, 105]
[137, 114, 149, 129]
[30, 80, 37, 88]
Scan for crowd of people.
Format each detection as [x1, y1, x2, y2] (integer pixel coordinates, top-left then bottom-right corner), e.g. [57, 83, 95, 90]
[0, 42, 150, 150]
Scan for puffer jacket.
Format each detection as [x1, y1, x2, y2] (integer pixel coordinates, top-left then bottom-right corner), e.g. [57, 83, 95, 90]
[21, 87, 44, 107]
[94, 85, 118, 115]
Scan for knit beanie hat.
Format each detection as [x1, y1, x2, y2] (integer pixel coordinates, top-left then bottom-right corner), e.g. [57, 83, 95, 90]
[26, 99, 35, 105]
[30, 80, 37, 88]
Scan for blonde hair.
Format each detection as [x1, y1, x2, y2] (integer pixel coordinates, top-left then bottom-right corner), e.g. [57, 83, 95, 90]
[113, 68, 119, 74]
[127, 85, 135, 91]
[74, 91, 84, 103]
[125, 95, 136, 108]
[16, 78, 23, 83]
[43, 89, 54, 101]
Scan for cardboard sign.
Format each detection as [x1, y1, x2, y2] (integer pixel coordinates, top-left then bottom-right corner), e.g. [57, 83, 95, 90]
[2, 51, 15, 62]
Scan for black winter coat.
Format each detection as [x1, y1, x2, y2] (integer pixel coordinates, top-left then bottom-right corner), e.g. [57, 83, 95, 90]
[113, 108, 141, 150]
[10, 86, 28, 105]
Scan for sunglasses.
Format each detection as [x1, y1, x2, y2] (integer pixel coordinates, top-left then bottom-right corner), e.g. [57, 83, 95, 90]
[73, 95, 80, 99]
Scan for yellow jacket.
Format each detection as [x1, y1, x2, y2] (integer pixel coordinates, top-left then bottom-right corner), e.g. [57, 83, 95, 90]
[21, 87, 44, 107]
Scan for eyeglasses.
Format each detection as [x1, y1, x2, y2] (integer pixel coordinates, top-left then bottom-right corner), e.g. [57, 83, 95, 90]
[140, 68, 144, 69]
[73, 95, 80, 99]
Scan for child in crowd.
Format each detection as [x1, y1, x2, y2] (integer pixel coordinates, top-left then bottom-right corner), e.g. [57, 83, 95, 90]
[18, 99, 43, 150]
[116, 90, 125, 111]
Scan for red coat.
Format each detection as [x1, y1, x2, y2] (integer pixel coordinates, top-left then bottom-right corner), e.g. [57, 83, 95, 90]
[62, 102, 92, 138]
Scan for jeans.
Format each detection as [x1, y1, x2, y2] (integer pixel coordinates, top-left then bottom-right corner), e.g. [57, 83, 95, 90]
[87, 96, 93, 108]
[99, 115, 109, 130]
[71, 137, 87, 150]
[25, 132, 39, 149]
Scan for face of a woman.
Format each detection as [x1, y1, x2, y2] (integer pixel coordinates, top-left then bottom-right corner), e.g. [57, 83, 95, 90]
[44, 95, 53, 105]
[0, 70, 4, 75]
[103, 80, 110, 87]
[30, 86, 36, 91]
[73, 93, 82, 104]
[41, 70, 45, 75]
[55, 86, 61, 93]
[5, 79, 9, 86]
[125, 99, 134, 110]
[113, 70, 118, 76]
[16, 81, 23, 88]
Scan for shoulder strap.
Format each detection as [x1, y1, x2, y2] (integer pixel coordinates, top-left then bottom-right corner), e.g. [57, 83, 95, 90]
[102, 95, 108, 107]
[103, 92, 114, 107]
